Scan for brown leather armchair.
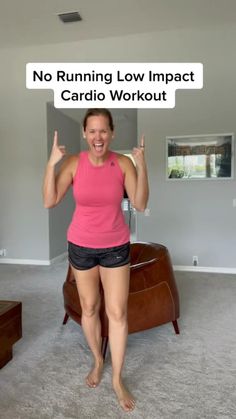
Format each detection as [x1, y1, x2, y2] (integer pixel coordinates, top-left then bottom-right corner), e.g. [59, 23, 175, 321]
[62, 242, 180, 358]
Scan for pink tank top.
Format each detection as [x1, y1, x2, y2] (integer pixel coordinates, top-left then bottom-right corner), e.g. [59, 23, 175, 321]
[67, 151, 130, 248]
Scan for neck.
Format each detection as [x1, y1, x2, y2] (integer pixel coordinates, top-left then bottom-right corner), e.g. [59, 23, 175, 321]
[88, 150, 110, 166]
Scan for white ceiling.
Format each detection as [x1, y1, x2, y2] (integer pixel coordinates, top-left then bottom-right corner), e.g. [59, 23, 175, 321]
[1, 0, 236, 49]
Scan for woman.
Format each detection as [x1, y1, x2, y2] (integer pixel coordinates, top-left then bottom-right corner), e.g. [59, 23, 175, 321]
[43, 108, 149, 412]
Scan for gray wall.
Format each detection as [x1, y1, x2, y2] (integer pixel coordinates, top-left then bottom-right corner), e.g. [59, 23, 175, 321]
[104, 109, 137, 151]
[0, 49, 49, 261]
[46, 103, 80, 259]
[0, 24, 236, 268]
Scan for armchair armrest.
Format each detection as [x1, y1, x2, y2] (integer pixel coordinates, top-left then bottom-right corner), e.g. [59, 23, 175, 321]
[130, 258, 157, 272]
[65, 265, 75, 283]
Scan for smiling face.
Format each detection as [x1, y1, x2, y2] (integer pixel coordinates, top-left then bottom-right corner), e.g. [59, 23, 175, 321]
[83, 114, 114, 161]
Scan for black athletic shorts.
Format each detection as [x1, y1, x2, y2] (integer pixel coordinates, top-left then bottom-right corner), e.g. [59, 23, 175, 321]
[68, 241, 130, 270]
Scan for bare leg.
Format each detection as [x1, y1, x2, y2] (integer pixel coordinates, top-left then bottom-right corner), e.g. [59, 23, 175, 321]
[100, 264, 135, 412]
[72, 266, 104, 388]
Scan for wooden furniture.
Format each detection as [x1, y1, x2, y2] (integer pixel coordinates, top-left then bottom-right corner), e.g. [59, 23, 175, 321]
[63, 242, 180, 358]
[0, 301, 22, 368]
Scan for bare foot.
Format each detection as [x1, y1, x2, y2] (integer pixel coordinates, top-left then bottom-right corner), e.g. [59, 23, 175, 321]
[86, 359, 103, 388]
[113, 379, 135, 412]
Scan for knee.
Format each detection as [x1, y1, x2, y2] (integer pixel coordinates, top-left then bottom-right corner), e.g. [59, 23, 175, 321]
[106, 306, 127, 323]
[81, 299, 100, 318]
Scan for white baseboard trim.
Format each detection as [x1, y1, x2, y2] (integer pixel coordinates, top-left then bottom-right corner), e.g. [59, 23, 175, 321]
[50, 252, 68, 264]
[0, 252, 67, 266]
[1, 258, 235, 273]
[174, 265, 236, 274]
[0, 258, 50, 266]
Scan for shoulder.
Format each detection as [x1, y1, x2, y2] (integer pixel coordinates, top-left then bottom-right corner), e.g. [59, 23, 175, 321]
[113, 152, 135, 175]
[59, 153, 80, 178]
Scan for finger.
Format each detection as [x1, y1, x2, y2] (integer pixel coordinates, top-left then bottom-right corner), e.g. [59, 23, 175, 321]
[132, 147, 140, 157]
[53, 130, 58, 147]
[58, 146, 66, 153]
[140, 135, 145, 149]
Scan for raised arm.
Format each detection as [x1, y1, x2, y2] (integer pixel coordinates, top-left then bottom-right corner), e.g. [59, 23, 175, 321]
[43, 130, 76, 208]
[120, 135, 149, 212]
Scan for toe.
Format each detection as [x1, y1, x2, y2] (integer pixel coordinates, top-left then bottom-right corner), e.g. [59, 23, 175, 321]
[86, 377, 95, 388]
[120, 399, 135, 412]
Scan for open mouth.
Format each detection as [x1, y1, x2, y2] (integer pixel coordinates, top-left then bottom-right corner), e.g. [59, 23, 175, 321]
[94, 143, 104, 152]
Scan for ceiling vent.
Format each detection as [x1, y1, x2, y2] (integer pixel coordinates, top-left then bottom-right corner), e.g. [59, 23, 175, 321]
[58, 11, 82, 23]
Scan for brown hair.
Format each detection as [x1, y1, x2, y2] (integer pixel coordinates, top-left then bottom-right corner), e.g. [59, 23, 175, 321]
[83, 108, 114, 131]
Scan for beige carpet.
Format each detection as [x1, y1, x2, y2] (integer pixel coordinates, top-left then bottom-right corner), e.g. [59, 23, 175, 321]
[0, 261, 236, 419]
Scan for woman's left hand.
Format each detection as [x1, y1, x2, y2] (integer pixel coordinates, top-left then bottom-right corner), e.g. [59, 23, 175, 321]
[132, 135, 146, 169]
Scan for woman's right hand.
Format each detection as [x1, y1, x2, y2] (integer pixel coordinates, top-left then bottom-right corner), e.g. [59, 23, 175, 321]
[48, 130, 66, 166]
